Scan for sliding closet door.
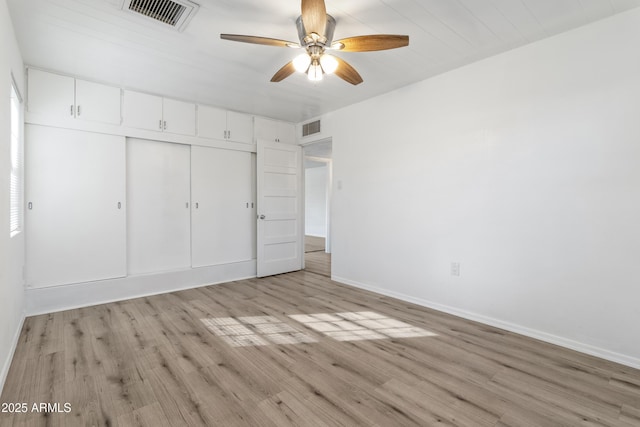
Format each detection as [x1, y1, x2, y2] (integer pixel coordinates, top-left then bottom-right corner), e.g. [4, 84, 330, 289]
[127, 139, 191, 275]
[191, 146, 254, 268]
[25, 125, 126, 288]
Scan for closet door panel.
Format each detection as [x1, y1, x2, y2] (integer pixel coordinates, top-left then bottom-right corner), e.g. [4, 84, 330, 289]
[191, 146, 253, 268]
[127, 139, 191, 275]
[25, 125, 126, 288]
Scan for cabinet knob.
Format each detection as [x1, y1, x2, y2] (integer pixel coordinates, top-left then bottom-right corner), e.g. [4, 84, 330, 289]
[28, 202, 33, 210]
[259, 214, 266, 220]
[117, 202, 122, 209]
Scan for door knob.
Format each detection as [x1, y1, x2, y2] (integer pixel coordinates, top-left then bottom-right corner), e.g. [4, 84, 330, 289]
[259, 214, 266, 220]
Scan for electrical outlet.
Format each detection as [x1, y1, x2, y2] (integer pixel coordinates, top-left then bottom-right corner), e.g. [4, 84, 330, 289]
[451, 262, 461, 277]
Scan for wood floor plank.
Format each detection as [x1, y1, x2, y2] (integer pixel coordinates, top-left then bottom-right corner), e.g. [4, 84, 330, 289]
[2, 270, 639, 426]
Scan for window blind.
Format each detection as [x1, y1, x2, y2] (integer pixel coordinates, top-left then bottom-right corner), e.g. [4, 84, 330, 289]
[9, 82, 22, 236]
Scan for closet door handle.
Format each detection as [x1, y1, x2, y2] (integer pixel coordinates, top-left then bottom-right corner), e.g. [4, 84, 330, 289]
[163, 120, 167, 130]
[70, 105, 74, 116]
[159, 119, 162, 130]
[195, 202, 199, 209]
[77, 105, 81, 116]
[28, 202, 33, 210]
[117, 202, 122, 209]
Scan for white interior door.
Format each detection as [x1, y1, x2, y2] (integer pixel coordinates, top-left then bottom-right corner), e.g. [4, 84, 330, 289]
[257, 139, 303, 277]
[25, 125, 126, 288]
[127, 139, 191, 275]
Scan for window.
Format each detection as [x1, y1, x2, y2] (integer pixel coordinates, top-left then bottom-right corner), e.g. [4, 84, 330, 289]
[10, 79, 23, 237]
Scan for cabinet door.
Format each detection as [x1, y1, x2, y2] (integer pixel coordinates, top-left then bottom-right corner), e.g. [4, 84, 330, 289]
[278, 121, 297, 144]
[27, 69, 75, 119]
[163, 98, 196, 136]
[123, 90, 163, 131]
[227, 111, 253, 144]
[191, 146, 253, 268]
[25, 125, 126, 288]
[75, 79, 121, 125]
[254, 117, 279, 142]
[197, 105, 227, 140]
[127, 139, 191, 275]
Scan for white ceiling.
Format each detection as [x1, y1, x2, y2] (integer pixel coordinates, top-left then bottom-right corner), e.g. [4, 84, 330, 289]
[8, 0, 640, 123]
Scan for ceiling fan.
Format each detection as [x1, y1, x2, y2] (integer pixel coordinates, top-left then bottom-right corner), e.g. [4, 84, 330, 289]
[220, 0, 409, 85]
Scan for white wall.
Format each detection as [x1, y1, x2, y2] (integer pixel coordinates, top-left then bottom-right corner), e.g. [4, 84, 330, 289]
[0, 0, 25, 393]
[328, 9, 640, 367]
[305, 165, 328, 238]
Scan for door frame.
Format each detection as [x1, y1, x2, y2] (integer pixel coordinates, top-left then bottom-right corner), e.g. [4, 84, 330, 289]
[301, 138, 333, 270]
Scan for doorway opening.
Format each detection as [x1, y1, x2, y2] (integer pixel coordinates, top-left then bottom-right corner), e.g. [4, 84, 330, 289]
[303, 138, 332, 277]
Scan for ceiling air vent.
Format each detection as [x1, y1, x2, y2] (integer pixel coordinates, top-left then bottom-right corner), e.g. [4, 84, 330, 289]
[302, 120, 321, 137]
[122, 0, 199, 31]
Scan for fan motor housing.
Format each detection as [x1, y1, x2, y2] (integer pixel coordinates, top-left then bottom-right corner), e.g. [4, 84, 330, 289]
[296, 14, 336, 47]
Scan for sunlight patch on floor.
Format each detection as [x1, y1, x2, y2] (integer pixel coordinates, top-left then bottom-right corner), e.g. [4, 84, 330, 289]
[289, 311, 438, 341]
[201, 316, 317, 347]
[202, 311, 437, 347]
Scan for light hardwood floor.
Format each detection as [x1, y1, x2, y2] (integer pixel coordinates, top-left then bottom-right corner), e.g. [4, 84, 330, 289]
[305, 236, 331, 277]
[1, 271, 639, 426]
[305, 236, 326, 253]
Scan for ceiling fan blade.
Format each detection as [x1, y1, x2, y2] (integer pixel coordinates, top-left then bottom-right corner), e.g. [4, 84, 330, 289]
[220, 34, 299, 48]
[271, 62, 297, 82]
[333, 35, 409, 52]
[301, 0, 327, 36]
[334, 57, 363, 85]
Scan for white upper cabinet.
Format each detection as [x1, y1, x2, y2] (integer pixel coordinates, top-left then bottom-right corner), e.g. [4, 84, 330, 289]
[123, 90, 164, 131]
[254, 117, 296, 144]
[197, 105, 227, 140]
[198, 105, 253, 144]
[123, 90, 196, 136]
[163, 98, 196, 136]
[28, 69, 75, 118]
[75, 79, 122, 125]
[226, 111, 254, 144]
[28, 68, 121, 125]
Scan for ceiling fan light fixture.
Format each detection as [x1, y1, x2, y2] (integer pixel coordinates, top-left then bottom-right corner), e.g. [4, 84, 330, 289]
[320, 54, 338, 74]
[293, 53, 311, 72]
[308, 61, 323, 81]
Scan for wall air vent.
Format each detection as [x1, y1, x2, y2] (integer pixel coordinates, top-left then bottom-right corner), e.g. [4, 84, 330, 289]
[302, 120, 321, 137]
[122, 0, 199, 31]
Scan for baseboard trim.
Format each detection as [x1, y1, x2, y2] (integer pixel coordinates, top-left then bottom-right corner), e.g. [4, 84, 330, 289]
[27, 261, 256, 316]
[0, 310, 26, 397]
[331, 275, 640, 370]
